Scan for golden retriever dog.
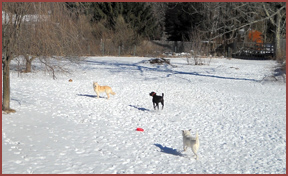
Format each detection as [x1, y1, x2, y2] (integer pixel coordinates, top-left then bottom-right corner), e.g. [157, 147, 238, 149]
[93, 82, 116, 99]
[182, 129, 199, 160]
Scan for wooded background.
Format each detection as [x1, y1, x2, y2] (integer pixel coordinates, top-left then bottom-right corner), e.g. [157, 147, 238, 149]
[3, 2, 286, 58]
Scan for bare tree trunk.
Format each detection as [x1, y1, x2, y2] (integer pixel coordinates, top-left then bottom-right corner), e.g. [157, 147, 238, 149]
[262, 2, 286, 60]
[2, 56, 15, 113]
[274, 11, 282, 60]
[2, 2, 28, 113]
[25, 59, 32, 73]
[24, 55, 36, 73]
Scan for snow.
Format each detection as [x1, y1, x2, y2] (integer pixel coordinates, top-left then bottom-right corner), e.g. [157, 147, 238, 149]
[2, 56, 286, 174]
[2, 11, 49, 25]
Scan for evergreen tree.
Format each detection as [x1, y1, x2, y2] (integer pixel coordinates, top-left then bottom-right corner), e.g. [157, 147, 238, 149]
[122, 2, 160, 40]
[165, 2, 203, 41]
[70, 2, 159, 40]
[89, 2, 123, 30]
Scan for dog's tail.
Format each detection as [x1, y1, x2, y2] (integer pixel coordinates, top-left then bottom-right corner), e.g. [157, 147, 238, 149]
[162, 93, 164, 97]
[111, 91, 116, 95]
[195, 131, 199, 144]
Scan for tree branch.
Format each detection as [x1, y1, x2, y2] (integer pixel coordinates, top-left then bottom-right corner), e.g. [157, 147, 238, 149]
[209, 5, 285, 41]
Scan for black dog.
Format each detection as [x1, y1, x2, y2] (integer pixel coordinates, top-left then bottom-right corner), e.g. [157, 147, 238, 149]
[149, 92, 164, 110]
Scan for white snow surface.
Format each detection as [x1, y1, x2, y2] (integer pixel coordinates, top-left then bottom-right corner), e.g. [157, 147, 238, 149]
[2, 56, 286, 174]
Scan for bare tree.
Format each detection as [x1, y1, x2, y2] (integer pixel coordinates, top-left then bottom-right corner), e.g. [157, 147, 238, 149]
[189, 2, 285, 59]
[198, 2, 259, 56]
[16, 3, 88, 72]
[2, 2, 31, 113]
[187, 31, 211, 65]
[147, 2, 168, 40]
[262, 2, 286, 61]
[2, 2, 87, 113]
[112, 15, 136, 55]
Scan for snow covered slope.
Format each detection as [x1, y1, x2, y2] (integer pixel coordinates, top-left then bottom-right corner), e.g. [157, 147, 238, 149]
[2, 57, 286, 174]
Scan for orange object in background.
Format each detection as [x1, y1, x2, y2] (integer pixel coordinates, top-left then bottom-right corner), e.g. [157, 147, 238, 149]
[248, 30, 263, 43]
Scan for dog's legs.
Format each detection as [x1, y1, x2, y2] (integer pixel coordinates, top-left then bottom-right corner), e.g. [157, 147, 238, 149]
[156, 103, 159, 110]
[106, 92, 110, 99]
[153, 103, 156, 110]
[191, 148, 198, 160]
[96, 92, 99, 98]
[161, 100, 164, 110]
[183, 145, 187, 151]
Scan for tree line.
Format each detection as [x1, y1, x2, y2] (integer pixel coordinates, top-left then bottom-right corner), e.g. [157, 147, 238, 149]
[1, 2, 286, 113]
[65, 2, 285, 58]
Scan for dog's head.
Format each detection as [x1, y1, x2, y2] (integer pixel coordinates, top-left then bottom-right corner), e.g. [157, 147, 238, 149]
[149, 92, 156, 96]
[182, 129, 192, 137]
[93, 82, 98, 87]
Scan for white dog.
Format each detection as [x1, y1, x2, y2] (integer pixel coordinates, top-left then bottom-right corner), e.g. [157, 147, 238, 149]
[182, 129, 199, 160]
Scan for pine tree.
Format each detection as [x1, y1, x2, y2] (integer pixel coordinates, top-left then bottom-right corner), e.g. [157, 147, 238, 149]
[66, 2, 160, 41]
[122, 2, 159, 40]
[165, 2, 203, 41]
[90, 2, 123, 30]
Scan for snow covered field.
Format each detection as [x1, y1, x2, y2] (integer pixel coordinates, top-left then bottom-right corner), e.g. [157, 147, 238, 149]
[2, 56, 286, 174]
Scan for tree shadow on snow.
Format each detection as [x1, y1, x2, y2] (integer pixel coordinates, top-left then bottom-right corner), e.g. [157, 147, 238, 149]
[83, 59, 260, 82]
[129, 105, 150, 112]
[154, 144, 183, 157]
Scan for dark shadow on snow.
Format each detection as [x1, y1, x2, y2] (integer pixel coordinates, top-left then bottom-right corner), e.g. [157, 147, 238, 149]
[129, 105, 150, 112]
[77, 94, 97, 98]
[154, 144, 183, 156]
[83, 59, 260, 82]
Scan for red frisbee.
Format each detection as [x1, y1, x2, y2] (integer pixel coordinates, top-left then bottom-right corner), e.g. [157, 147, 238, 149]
[136, 128, 144, 132]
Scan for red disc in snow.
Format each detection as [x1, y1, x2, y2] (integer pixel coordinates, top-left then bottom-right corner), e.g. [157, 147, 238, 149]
[136, 128, 144, 132]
